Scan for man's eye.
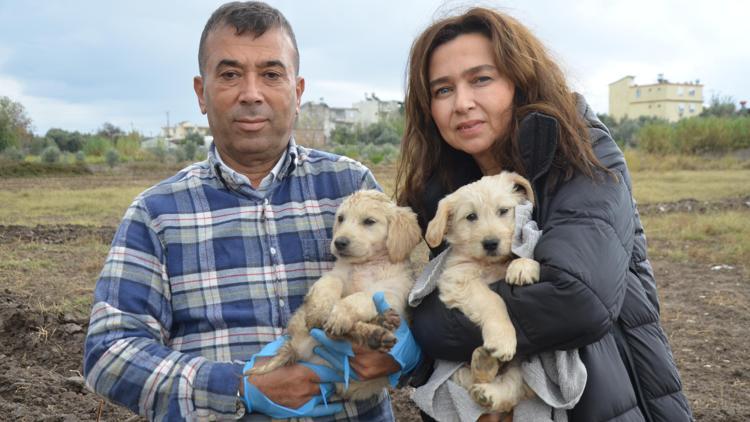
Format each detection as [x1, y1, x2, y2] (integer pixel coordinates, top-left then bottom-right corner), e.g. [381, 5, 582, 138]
[363, 218, 376, 226]
[466, 213, 477, 222]
[221, 71, 240, 80]
[264, 71, 281, 80]
[337, 215, 345, 223]
[497, 208, 509, 216]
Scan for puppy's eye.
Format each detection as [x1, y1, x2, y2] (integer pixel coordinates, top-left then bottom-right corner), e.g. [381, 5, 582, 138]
[363, 217, 376, 226]
[337, 215, 345, 223]
[466, 213, 478, 222]
[497, 208, 509, 216]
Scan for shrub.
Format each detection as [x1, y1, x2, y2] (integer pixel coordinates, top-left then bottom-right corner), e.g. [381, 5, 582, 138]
[75, 150, 86, 163]
[637, 122, 675, 154]
[2, 146, 24, 162]
[105, 148, 120, 168]
[674, 117, 731, 154]
[83, 136, 113, 157]
[40, 145, 61, 163]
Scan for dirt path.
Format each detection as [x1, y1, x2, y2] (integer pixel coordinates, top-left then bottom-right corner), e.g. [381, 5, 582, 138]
[0, 212, 748, 420]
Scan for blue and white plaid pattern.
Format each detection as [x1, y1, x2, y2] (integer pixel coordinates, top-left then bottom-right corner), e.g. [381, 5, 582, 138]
[83, 139, 390, 421]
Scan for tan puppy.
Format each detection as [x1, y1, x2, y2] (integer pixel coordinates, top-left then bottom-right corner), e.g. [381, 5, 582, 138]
[248, 189, 422, 400]
[425, 172, 539, 413]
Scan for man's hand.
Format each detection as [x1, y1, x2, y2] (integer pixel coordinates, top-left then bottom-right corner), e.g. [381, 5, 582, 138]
[350, 344, 401, 381]
[245, 358, 321, 408]
[240, 337, 344, 418]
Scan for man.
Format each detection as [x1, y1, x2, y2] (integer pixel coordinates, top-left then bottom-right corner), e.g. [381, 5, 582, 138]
[83, 2, 409, 420]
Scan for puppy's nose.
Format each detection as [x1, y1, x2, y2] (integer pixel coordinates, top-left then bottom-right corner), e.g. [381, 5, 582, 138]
[334, 237, 350, 251]
[482, 238, 499, 252]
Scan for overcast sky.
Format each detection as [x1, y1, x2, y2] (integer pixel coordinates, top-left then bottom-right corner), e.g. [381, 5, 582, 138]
[1, 0, 748, 136]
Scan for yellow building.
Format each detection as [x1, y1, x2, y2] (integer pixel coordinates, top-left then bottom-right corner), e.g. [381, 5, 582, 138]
[609, 75, 703, 122]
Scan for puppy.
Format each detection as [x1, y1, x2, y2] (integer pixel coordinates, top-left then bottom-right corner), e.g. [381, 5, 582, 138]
[425, 172, 539, 413]
[247, 189, 422, 400]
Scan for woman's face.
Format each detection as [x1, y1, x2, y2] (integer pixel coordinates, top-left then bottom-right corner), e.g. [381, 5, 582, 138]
[428, 32, 515, 173]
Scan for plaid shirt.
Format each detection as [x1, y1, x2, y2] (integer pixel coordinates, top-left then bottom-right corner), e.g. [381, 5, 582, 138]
[83, 140, 392, 421]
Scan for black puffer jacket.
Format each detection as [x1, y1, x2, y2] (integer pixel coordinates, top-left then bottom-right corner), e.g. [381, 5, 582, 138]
[410, 100, 693, 421]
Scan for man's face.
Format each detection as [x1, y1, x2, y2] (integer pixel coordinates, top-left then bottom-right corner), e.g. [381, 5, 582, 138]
[194, 25, 304, 168]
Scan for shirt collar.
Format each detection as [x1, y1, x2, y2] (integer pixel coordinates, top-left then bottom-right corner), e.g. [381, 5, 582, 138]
[208, 138, 300, 191]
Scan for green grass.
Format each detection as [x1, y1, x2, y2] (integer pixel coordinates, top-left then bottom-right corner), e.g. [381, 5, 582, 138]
[0, 186, 146, 226]
[631, 170, 750, 203]
[642, 210, 750, 270]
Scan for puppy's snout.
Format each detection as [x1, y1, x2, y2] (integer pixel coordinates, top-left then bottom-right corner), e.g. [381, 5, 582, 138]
[482, 238, 499, 252]
[334, 237, 350, 251]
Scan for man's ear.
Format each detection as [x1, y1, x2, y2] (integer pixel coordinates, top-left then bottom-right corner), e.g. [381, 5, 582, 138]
[194, 76, 207, 114]
[295, 76, 305, 113]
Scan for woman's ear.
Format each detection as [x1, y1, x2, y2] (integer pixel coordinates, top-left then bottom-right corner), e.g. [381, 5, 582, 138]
[386, 206, 422, 263]
[425, 196, 453, 248]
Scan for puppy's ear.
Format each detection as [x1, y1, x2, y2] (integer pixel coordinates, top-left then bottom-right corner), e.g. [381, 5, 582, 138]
[425, 196, 453, 248]
[387, 206, 422, 263]
[510, 173, 535, 206]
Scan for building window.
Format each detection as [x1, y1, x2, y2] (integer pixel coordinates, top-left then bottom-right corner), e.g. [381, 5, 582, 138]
[689, 104, 696, 113]
[677, 87, 684, 96]
[689, 88, 696, 96]
[636, 88, 641, 98]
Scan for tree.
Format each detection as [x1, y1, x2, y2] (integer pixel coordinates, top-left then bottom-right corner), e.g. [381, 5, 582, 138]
[701, 95, 736, 118]
[0, 96, 33, 152]
[45, 128, 85, 152]
[98, 122, 125, 141]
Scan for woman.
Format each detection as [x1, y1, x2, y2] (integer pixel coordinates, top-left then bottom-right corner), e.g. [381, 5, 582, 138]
[395, 7, 693, 422]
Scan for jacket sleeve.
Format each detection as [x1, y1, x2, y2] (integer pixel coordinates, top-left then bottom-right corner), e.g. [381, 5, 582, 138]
[412, 164, 634, 361]
[82, 199, 244, 421]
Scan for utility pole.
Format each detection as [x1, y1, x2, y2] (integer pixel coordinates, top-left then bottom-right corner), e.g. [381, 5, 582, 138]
[165, 111, 171, 139]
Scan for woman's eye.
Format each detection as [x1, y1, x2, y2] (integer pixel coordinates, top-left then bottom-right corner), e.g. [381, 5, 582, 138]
[497, 208, 509, 216]
[363, 218, 376, 226]
[466, 213, 478, 222]
[434, 86, 451, 97]
[474, 76, 492, 84]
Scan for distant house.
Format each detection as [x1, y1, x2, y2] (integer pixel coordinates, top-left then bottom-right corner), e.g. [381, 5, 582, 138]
[609, 75, 704, 122]
[162, 121, 212, 145]
[295, 94, 403, 146]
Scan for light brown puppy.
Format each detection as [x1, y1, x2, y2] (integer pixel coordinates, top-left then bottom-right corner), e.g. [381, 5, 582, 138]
[247, 189, 422, 400]
[425, 172, 539, 413]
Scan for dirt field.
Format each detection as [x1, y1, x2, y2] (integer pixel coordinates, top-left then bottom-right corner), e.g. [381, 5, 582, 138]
[1, 184, 749, 420]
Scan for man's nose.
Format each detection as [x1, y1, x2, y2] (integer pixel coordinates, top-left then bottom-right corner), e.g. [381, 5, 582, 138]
[238, 76, 263, 104]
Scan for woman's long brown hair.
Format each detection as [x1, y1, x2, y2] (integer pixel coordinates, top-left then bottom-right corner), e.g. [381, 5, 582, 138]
[395, 7, 605, 209]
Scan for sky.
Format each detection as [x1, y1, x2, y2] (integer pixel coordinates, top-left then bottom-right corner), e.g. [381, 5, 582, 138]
[1, 0, 748, 137]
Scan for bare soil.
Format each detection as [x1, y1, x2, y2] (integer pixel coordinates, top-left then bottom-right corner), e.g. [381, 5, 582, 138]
[1, 208, 748, 421]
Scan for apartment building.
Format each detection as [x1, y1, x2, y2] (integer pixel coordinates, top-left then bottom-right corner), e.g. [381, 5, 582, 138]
[609, 75, 703, 122]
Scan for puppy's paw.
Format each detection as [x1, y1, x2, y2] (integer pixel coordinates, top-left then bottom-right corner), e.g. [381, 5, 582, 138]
[483, 335, 516, 362]
[323, 306, 356, 337]
[506, 258, 540, 286]
[372, 309, 401, 331]
[470, 384, 515, 413]
[366, 326, 398, 352]
[471, 346, 500, 383]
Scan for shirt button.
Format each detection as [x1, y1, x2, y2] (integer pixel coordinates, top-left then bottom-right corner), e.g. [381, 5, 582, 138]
[263, 198, 269, 205]
[279, 299, 285, 307]
[270, 247, 277, 255]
